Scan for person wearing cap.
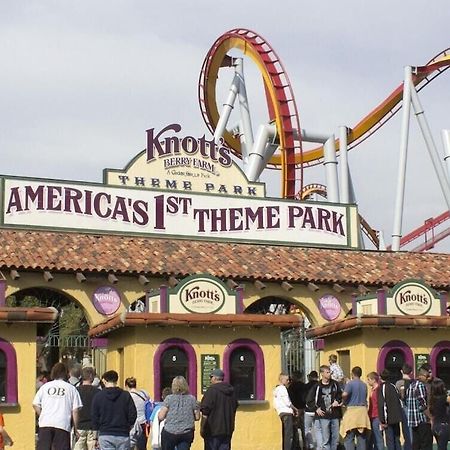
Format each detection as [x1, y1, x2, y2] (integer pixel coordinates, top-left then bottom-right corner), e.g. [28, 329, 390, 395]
[200, 368, 238, 450]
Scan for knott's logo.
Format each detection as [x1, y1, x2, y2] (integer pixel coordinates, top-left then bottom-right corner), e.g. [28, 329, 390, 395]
[178, 278, 227, 314]
[146, 123, 232, 172]
[393, 283, 433, 316]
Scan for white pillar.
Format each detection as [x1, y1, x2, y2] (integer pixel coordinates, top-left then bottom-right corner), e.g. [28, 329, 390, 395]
[442, 129, 450, 180]
[410, 85, 450, 210]
[323, 135, 339, 203]
[339, 126, 349, 204]
[245, 124, 276, 181]
[235, 58, 254, 166]
[392, 66, 413, 252]
[213, 73, 240, 145]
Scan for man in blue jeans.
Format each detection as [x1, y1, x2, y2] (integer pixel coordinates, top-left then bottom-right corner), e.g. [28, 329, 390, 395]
[310, 365, 342, 450]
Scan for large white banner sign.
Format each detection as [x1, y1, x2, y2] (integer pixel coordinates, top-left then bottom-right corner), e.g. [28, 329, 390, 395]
[1, 177, 358, 248]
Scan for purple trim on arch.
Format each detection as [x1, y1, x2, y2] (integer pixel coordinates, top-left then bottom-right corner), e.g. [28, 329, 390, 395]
[430, 340, 450, 377]
[223, 339, 265, 400]
[153, 338, 197, 401]
[376, 340, 413, 375]
[0, 280, 5, 306]
[377, 289, 387, 315]
[439, 291, 448, 316]
[0, 338, 18, 404]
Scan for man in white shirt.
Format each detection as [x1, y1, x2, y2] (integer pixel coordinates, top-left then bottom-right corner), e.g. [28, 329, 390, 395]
[33, 362, 83, 450]
[274, 372, 298, 450]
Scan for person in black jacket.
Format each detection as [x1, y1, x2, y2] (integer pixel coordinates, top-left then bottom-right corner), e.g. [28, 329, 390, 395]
[91, 370, 137, 450]
[75, 366, 99, 450]
[308, 365, 342, 450]
[200, 368, 238, 450]
[378, 369, 403, 450]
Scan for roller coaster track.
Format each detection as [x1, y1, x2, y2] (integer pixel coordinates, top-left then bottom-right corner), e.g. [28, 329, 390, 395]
[199, 28, 450, 198]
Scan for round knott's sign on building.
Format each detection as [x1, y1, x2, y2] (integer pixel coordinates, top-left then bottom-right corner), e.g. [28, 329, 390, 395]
[393, 281, 433, 316]
[92, 286, 121, 315]
[318, 294, 341, 321]
[167, 274, 238, 314]
[179, 277, 227, 314]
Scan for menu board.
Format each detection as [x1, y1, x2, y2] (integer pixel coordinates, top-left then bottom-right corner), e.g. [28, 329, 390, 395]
[201, 354, 220, 393]
[415, 353, 430, 375]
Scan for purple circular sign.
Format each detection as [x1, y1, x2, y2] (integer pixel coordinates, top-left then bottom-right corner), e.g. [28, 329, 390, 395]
[92, 286, 121, 315]
[318, 294, 341, 321]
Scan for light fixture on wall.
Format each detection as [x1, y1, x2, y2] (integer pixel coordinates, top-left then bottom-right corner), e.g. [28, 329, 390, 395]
[43, 271, 54, 282]
[138, 274, 150, 286]
[358, 284, 369, 294]
[281, 281, 293, 292]
[168, 276, 179, 288]
[108, 273, 119, 284]
[10, 269, 20, 280]
[76, 272, 87, 283]
[226, 279, 239, 290]
[254, 280, 266, 290]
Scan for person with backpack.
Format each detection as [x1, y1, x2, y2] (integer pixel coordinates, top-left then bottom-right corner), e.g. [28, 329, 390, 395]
[395, 363, 413, 450]
[405, 366, 433, 450]
[125, 377, 152, 450]
[378, 369, 403, 450]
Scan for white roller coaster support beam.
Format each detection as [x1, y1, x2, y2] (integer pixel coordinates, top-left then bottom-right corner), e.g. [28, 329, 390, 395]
[392, 66, 413, 252]
[323, 135, 340, 203]
[442, 129, 450, 180]
[339, 126, 350, 204]
[410, 80, 450, 210]
[348, 171, 365, 250]
[235, 58, 254, 168]
[245, 124, 276, 181]
[214, 72, 240, 145]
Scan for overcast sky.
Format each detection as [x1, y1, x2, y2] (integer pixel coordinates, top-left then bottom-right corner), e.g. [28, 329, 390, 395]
[0, 1, 449, 252]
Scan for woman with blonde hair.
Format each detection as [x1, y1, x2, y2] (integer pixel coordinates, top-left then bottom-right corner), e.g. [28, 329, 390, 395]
[158, 376, 200, 450]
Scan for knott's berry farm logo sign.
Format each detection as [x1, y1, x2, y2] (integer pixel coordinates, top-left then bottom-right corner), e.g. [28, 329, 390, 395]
[104, 123, 265, 197]
[167, 275, 237, 314]
[0, 123, 360, 249]
[393, 281, 434, 316]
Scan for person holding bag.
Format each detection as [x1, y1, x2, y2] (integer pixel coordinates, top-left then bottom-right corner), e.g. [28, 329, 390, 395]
[157, 376, 200, 450]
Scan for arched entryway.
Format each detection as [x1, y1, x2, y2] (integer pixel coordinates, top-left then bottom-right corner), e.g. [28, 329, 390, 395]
[244, 295, 313, 377]
[6, 287, 91, 372]
[431, 341, 450, 389]
[377, 340, 413, 384]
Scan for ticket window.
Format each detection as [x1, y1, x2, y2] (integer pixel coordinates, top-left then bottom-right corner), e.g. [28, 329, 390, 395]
[160, 347, 188, 392]
[230, 348, 256, 400]
[436, 350, 450, 390]
[384, 349, 404, 383]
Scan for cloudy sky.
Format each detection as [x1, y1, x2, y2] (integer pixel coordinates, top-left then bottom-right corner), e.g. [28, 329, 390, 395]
[0, 1, 449, 251]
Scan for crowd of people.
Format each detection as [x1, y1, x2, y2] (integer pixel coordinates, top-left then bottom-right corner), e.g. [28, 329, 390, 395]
[273, 354, 450, 450]
[31, 363, 238, 450]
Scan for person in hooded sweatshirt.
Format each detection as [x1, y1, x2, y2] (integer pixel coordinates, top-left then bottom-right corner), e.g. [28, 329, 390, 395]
[91, 370, 137, 450]
[200, 368, 238, 450]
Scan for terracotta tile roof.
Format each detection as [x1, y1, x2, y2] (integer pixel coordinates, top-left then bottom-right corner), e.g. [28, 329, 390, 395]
[305, 314, 450, 339]
[1, 228, 450, 289]
[88, 312, 302, 337]
[0, 306, 58, 323]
